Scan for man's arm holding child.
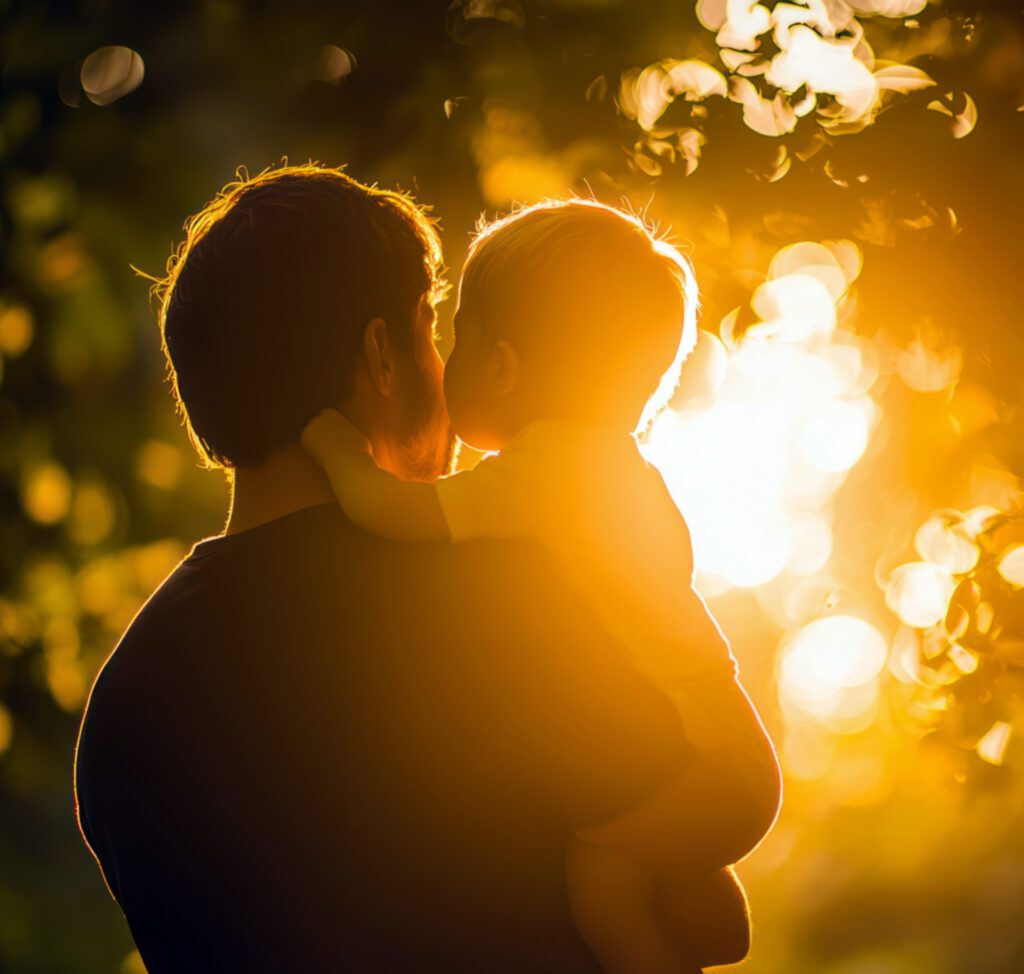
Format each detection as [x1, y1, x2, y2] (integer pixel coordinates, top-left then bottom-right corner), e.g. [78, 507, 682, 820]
[302, 409, 450, 541]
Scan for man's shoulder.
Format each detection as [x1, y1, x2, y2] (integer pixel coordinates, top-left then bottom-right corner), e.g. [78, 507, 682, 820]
[316, 517, 615, 661]
[389, 533, 591, 639]
[437, 535, 556, 578]
[97, 506, 607, 688]
[276, 502, 556, 578]
[294, 503, 570, 607]
[436, 536, 582, 607]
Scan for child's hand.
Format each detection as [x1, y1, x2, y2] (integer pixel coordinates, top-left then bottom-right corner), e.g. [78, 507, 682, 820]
[301, 409, 373, 468]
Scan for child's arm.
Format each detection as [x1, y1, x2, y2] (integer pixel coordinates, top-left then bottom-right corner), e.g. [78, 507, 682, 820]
[301, 409, 450, 542]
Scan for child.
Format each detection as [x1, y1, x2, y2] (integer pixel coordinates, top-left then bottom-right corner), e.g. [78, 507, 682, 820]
[303, 199, 781, 971]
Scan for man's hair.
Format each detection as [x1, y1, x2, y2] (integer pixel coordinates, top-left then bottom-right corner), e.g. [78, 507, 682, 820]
[149, 162, 446, 469]
[457, 198, 699, 430]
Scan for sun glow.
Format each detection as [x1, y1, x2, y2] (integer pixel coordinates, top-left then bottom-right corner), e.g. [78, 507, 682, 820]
[885, 561, 957, 629]
[780, 615, 888, 694]
[643, 240, 877, 594]
[640, 239, 890, 740]
[777, 615, 889, 729]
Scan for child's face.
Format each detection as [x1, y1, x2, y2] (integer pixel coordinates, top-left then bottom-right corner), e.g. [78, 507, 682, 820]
[444, 307, 516, 453]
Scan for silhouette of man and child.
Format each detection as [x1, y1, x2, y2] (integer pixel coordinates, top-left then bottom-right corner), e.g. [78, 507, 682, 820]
[75, 163, 781, 973]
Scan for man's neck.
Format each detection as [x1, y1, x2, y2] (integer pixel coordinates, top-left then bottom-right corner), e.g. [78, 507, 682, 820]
[225, 444, 337, 536]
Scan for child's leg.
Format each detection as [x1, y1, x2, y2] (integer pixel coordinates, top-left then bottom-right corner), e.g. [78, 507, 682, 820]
[566, 835, 751, 972]
[653, 864, 751, 969]
[565, 689, 773, 971]
[565, 834, 701, 974]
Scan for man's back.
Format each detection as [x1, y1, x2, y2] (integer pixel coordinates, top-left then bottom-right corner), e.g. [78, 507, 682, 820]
[75, 503, 692, 973]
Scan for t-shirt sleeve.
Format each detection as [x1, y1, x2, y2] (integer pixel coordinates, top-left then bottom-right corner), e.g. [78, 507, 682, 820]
[435, 441, 550, 543]
[497, 545, 696, 831]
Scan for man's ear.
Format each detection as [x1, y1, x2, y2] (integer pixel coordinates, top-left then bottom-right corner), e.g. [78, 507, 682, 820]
[488, 339, 521, 398]
[361, 318, 394, 397]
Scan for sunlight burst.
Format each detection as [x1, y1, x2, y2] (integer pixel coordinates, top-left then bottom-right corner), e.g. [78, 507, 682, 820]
[777, 615, 888, 730]
[644, 239, 876, 594]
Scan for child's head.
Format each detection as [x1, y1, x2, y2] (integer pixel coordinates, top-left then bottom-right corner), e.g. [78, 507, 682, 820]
[445, 198, 698, 451]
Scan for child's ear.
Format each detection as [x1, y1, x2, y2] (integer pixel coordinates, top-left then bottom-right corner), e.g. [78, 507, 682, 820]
[490, 339, 521, 398]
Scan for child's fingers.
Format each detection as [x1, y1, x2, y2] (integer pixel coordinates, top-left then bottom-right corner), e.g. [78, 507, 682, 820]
[300, 414, 332, 467]
[301, 409, 373, 465]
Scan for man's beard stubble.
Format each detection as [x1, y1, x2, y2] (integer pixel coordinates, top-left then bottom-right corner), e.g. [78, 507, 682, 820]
[397, 418, 456, 482]
[394, 367, 457, 483]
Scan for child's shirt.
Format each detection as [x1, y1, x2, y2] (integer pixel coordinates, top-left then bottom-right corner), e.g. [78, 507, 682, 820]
[436, 419, 740, 694]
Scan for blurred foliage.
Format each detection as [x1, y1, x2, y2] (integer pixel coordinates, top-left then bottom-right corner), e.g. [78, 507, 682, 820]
[1, 0, 1023, 971]
[883, 510, 1024, 766]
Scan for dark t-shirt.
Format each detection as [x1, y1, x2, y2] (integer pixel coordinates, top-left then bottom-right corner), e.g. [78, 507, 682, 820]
[75, 503, 693, 973]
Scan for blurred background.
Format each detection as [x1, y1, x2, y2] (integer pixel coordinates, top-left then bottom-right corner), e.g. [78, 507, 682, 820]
[2, 0, 1023, 971]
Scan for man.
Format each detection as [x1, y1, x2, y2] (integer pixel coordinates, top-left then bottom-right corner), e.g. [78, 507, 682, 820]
[75, 163, 751, 972]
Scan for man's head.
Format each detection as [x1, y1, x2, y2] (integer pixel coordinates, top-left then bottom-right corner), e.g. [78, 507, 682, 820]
[445, 198, 699, 450]
[155, 163, 453, 481]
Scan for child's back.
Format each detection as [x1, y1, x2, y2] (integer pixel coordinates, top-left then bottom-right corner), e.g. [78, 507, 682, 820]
[303, 198, 782, 972]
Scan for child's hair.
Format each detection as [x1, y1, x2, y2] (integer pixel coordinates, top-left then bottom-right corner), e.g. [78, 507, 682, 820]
[458, 198, 699, 432]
